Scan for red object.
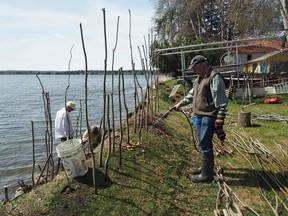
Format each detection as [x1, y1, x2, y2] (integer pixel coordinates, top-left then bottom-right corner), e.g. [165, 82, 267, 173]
[264, 97, 282, 104]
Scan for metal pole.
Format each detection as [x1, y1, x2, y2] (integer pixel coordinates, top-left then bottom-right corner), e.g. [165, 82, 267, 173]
[236, 43, 240, 87]
[180, 49, 187, 95]
[155, 36, 279, 53]
[160, 44, 260, 56]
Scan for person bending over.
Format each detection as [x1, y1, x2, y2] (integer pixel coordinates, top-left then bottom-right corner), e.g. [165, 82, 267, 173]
[55, 101, 76, 142]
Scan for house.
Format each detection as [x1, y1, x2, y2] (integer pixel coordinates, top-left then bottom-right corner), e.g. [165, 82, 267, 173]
[164, 36, 288, 95]
[221, 38, 288, 85]
[236, 38, 287, 65]
[225, 37, 288, 96]
[243, 48, 288, 74]
[213, 37, 287, 78]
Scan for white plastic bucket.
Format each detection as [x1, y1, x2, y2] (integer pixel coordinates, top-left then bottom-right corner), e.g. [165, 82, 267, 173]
[56, 139, 88, 178]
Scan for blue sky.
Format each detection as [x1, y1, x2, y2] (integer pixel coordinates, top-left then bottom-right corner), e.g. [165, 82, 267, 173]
[0, 0, 155, 71]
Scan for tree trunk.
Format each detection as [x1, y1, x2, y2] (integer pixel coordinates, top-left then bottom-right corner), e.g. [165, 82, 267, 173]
[280, 0, 288, 41]
[238, 111, 251, 127]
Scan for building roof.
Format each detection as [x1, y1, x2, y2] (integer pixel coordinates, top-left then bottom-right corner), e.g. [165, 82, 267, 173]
[236, 38, 287, 54]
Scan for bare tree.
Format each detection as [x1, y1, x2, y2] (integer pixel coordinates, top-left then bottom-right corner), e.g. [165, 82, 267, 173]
[279, 0, 288, 40]
[153, 0, 282, 42]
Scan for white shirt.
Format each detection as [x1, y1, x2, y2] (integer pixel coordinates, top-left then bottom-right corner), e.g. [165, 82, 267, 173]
[54, 107, 73, 139]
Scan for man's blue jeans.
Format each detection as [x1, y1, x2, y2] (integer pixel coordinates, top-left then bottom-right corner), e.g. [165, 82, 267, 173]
[195, 115, 215, 156]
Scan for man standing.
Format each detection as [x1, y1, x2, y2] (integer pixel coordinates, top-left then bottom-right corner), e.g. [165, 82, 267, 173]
[174, 55, 228, 183]
[55, 101, 76, 142]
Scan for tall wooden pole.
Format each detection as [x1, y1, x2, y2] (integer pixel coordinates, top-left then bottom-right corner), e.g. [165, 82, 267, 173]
[111, 16, 120, 155]
[80, 23, 97, 194]
[118, 68, 123, 166]
[99, 8, 108, 167]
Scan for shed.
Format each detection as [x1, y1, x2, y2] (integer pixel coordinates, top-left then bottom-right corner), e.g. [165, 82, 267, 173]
[243, 48, 288, 74]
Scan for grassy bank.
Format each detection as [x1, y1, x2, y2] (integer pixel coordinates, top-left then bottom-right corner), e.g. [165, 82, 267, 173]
[1, 79, 288, 215]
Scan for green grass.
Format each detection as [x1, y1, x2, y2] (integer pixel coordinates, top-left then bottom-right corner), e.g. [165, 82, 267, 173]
[227, 94, 288, 145]
[2, 80, 288, 215]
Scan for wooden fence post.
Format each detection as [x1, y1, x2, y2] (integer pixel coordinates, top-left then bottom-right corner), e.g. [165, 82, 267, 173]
[4, 186, 9, 202]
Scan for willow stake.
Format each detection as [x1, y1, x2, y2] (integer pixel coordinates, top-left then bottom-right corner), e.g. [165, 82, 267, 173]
[111, 16, 120, 155]
[31, 121, 35, 188]
[121, 67, 130, 145]
[118, 68, 123, 165]
[99, 8, 108, 167]
[80, 22, 97, 194]
[105, 94, 112, 180]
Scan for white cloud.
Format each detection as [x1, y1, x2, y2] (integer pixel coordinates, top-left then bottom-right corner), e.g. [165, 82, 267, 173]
[0, 0, 154, 71]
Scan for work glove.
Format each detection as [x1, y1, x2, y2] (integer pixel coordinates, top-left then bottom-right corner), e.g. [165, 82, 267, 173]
[173, 103, 181, 111]
[214, 119, 226, 142]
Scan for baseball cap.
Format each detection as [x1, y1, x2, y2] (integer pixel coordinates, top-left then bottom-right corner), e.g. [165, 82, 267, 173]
[188, 55, 208, 70]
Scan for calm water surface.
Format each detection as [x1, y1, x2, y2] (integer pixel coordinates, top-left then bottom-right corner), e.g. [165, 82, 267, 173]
[0, 74, 146, 199]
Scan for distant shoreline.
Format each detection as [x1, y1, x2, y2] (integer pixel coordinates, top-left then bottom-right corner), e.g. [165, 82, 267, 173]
[0, 70, 145, 75]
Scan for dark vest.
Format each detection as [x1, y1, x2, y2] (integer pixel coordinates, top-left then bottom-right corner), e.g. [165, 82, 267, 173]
[192, 68, 219, 117]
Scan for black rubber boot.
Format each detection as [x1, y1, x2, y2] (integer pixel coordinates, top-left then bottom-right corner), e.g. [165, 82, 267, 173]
[191, 166, 201, 175]
[190, 154, 214, 183]
[191, 166, 216, 175]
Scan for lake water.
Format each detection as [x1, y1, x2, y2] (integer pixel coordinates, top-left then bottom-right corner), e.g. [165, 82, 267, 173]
[0, 74, 147, 200]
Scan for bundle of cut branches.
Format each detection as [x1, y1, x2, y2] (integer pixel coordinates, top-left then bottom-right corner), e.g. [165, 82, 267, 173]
[253, 112, 288, 123]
